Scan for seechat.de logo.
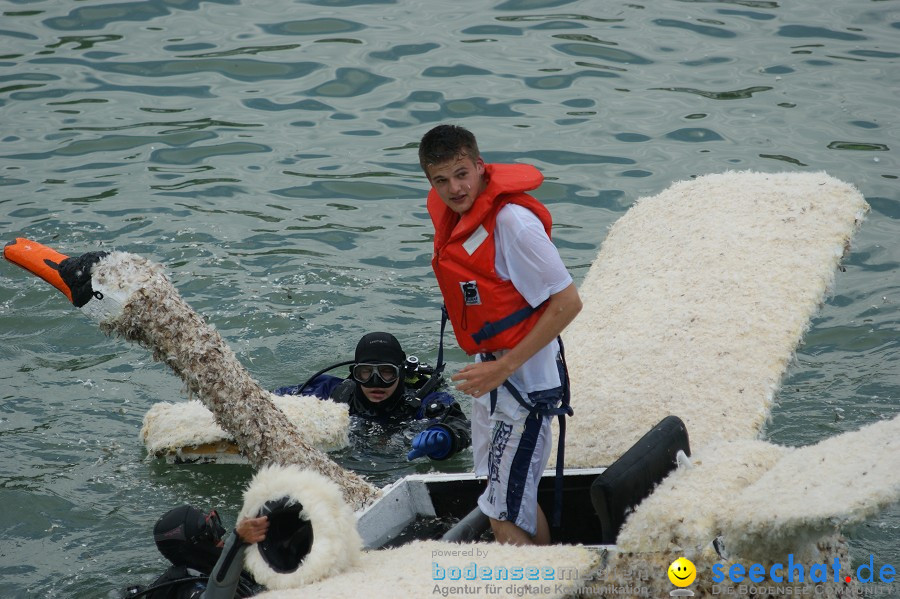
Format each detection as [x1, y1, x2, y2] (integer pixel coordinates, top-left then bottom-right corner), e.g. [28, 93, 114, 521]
[711, 553, 896, 585]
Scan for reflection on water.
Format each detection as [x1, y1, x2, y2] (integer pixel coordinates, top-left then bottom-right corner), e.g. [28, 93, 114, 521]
[1, 0, 898, 596]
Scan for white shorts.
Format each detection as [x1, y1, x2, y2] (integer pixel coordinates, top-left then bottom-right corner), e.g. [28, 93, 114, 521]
[471, 385, 555, 537]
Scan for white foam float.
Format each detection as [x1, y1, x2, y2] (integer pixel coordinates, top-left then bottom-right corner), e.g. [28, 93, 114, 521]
[141, 396, 350, 463]
[253, 540, 602, 599]
[720, 415, 900, 561]
[562, 171, 870, 468]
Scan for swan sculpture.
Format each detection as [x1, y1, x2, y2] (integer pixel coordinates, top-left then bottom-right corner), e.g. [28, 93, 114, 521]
[6, 171, 899, 598]
[3, 239, 379, 511]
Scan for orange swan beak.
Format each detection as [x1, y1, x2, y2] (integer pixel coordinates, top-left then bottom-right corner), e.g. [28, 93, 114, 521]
[4, 237, 108, 307]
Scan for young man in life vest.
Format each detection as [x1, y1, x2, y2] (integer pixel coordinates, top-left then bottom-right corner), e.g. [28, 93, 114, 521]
[418, 124, 582, 545]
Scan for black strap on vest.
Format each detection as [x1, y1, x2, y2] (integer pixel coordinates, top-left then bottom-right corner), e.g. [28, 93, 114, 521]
[432, 305, 450, 379]
[470, 304, 538, 346]
[482, 337, 573, 529]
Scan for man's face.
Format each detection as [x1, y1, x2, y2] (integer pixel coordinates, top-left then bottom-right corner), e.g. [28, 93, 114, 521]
[360, 379, 399, 403]
[425, 153, 485, 215]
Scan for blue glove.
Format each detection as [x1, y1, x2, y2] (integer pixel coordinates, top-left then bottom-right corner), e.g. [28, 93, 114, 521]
[407, 427, 452, 460]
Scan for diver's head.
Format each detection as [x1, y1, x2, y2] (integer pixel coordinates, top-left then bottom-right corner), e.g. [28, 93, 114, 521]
[349, 332, 411, 412]
[153, 505, 226, 572]
[351, 332, 406, 404]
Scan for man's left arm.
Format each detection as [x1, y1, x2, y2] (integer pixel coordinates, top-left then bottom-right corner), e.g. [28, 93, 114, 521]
[201, 516, 268, 599]
[452, 282, 582, 398]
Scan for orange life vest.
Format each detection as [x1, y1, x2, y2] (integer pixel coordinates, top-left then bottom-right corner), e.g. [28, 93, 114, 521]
[429, 163, 553, 355]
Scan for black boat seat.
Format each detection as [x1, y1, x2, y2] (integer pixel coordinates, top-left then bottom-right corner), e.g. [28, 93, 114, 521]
[590, 415, 691, 544]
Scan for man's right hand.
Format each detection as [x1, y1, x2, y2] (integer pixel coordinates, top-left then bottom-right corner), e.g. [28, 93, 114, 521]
[236, 515, 269, 544]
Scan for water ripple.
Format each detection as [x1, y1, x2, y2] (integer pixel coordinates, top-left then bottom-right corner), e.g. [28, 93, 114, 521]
[827, 141, 890, 152]
[462, 25, 524, 36]
[407, 97, 537, 121]
[777, 24, 868, 41]
[305, 67, 392, 97]
[717, 9, 776, 21]
[42, 0, 239, 31]
[0, 28, 40, 41]
[176, 44, 303, 59]
[368, 42, 439, 61]
[6, 131, 217, 160]
[243, 98, 334, 112]
[553, 42, 653, 64]
[11, 76, 213, 100]
[651, 85, 773, 100]
[47, 34, 123, 51]
[423, 64, 493, 78]
[516, 149, 636, 166]
[260, 18, 364, 36]
[30, 56, 323, 82]
[496, 0, 582, 9]
[665, 128, 725, 142]
[525, 70, 619, 89]
[653, 18, 738, 38]
[152, 142, 270, 165]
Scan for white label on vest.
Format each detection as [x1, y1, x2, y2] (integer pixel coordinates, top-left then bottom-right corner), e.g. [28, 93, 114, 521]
[463, 225, 488, 255]
[460, 281, 481, 305]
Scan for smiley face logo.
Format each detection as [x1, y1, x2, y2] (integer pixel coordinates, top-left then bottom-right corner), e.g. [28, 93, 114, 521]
[667, 557, 696, 587]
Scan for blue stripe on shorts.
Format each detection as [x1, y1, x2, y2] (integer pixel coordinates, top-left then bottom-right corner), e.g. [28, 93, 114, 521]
[505, 414, 543, 524]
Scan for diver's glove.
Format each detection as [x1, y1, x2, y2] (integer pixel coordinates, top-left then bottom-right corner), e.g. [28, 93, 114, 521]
[407, 427, 452, 460]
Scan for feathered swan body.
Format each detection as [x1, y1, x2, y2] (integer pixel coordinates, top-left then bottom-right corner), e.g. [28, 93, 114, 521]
[7, 246, 379, 510]
[94, 251, 379, 509]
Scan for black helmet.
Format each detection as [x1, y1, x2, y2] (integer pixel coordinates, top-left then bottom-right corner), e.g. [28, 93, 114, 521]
[354, 332, 405, 366]
[256, 497, 314, 574]
[153, 505, 226, 573]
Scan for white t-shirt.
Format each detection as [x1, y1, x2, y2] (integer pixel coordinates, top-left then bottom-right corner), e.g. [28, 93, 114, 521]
[475, 203, 572, 404]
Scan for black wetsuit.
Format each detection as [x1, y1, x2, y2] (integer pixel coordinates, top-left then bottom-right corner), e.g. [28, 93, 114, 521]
[274, 374, 471, 460]
[125, 534, 260, 599]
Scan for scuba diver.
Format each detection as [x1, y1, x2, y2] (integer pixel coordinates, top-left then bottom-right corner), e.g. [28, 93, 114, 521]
[124, 505, 267, 599]
[274, 332, 471, 461]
